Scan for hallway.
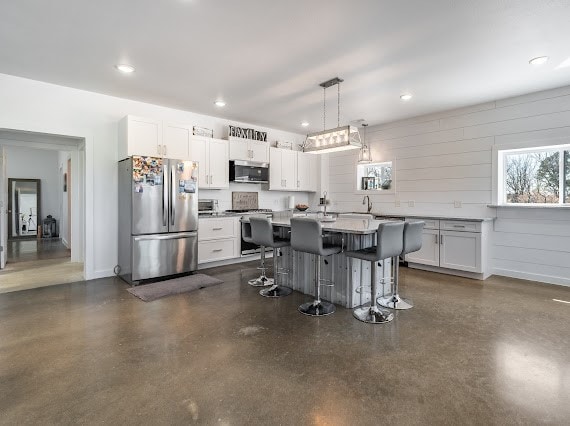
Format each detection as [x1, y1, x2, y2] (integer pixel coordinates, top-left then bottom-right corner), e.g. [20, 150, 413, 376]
[0, 239, 83, 294]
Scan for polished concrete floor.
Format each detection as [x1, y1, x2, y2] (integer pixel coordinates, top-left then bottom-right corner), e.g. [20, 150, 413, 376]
[0, 264, 569, 425]
[0, 239, 83, 294]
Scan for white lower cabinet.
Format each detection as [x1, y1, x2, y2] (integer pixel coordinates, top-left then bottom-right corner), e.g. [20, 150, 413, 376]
[439, 230, 481, 273]
[198, 217, 240, 264]
[406, 218, 489, 277]
[406, 228, 440, 267]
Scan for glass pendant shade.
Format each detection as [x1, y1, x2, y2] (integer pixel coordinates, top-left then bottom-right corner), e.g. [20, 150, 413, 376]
[304, 125, 362, 154]
[358, 144, 372, 163]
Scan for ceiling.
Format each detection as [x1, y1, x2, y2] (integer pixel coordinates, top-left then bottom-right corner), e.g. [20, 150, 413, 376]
[1, 0, 570, 133]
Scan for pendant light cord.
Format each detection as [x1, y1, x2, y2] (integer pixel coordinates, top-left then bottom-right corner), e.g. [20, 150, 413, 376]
[323, 87, 326, 131]
[337, 82, 341, 127]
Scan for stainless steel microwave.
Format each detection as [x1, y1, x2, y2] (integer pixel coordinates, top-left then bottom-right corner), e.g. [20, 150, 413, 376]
[229, 160, 269, 183]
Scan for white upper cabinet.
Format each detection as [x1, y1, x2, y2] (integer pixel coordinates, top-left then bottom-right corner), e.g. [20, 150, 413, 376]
[269, 147, 297, 191]
[189, 136, 208, 187]
[119, 115, 191, 159]
[208, 139, 229, 188]
[228, 139, 249, 161]
[228, 137, 269, 162]
[190, 136, 229, 189]
[296, 152, 318, 192]
[281, 149, 297, 190]
[250, 140, 269, 162]
[119, 115, 163, 159]
[163, 122, 191, 159]
[269, 147, 318, 192]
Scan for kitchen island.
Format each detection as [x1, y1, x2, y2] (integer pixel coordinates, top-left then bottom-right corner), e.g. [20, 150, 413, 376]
[243, 216, 398, 308]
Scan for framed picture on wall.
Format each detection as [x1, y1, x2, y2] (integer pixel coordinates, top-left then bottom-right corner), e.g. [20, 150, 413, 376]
[63, 173, 67, 192]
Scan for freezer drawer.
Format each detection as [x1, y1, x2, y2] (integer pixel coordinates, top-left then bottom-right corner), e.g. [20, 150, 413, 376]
[132, 232, 198, 281]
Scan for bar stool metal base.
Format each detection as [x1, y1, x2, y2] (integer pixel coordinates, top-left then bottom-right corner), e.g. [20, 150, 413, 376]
[298, 300, 335, 317]
[248, 276, 274, 287]
[259, 284, 292, 298]
[353, 305, 394, 324]
[377, 294, 413, 310]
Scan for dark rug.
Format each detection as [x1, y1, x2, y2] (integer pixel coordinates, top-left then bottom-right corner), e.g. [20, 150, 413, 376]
[127, 274, 224, 302]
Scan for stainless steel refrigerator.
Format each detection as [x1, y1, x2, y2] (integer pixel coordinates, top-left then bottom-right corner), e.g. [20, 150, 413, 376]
[118, 156, 199, 285]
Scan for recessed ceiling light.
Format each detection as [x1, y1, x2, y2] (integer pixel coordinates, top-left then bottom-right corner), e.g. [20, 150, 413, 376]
[400, 93, 413, 101]
[115, 64, 135, 73]
[529, 56, 549, 66]
[301, 121, 309, 127]
[214, 100, 226, 107]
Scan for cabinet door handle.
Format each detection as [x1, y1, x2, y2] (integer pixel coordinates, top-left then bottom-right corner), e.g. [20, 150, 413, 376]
[440, 235, 444, 245]
[157, 145, 162, 155]
[435, 234, 438, 244]
[212, 249, 223, 252]
[452, 225, 465, 228]
[163, 145, 167, 156]
[297, 180, 300, 188]
[212, 227, 223, 231]
[284, 179, 287, 187]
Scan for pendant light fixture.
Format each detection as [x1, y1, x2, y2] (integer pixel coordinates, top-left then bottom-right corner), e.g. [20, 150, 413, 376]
[358, 123, 372, 163]
[303, 77, 362, 154]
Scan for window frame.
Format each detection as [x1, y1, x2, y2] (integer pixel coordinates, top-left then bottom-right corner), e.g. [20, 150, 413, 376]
[354, 160, 396, 195]
[493, 139, 570, 206]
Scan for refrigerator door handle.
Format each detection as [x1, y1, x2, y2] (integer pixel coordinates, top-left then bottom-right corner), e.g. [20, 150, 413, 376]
[162, 164, 168, 227]
[134, 231, 198, 241]
[171, 165, 176, 226]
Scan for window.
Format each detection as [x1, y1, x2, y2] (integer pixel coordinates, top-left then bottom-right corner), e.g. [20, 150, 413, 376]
[498, 144, 570, 205]
[356, 161, 393, 192]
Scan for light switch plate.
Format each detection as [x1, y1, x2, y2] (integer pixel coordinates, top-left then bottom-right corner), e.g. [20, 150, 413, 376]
[408, 200, 415, 207]
[395, 200, 401, 207]
[454, 200, 462, 208]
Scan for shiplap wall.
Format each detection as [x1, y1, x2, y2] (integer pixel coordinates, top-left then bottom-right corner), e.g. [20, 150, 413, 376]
[326, 85, 570, 287]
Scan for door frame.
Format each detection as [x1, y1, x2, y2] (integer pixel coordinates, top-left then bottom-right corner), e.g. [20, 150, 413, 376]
[7, 178, 41, 240]
[0, 123, 92, 279]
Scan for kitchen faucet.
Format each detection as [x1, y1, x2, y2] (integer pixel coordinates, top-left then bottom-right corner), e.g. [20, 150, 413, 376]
[363, 195, 372, 213]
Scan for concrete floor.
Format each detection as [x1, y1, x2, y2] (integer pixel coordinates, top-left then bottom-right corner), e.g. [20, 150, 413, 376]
[0, 263, 569, 425]
[0, 240, 83, 294]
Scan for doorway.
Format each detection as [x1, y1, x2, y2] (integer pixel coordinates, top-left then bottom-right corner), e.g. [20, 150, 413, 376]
[0, 131, 85, 293]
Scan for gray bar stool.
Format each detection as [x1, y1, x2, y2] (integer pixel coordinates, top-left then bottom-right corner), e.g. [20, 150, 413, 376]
[290, 217, 342, 316]
[241, 222, 273, 287]
[250, 217, 293, 298]
[378, 221, 424, 310]
[345, 222, 404, 324]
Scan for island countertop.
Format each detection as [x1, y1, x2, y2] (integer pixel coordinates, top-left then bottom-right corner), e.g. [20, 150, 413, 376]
[241, 216, 398, 235]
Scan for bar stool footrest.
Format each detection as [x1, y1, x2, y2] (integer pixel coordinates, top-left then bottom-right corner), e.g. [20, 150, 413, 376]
[353, 305, 394, 324]
[248, 276, 274, 287]
[259, 284, 292, 298]
[298, 300, 335, 317]
[377, 294, 413, 310]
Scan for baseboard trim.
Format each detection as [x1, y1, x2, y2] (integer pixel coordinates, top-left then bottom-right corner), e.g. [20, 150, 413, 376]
[407, 263, 488, 280]
[62, 238, 70, 249]
[89, 269, 115, 280]
[492, 268, 570, 288]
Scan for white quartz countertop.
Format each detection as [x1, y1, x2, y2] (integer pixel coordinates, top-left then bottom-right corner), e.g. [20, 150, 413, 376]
[241, 217, 398, 235]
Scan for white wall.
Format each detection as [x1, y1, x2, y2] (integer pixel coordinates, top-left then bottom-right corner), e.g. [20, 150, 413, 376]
[0, 73, 310, 279]
[4, 145, 60, 225]
[327, 85, 570, 287]
[57, 151, 71, 246]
